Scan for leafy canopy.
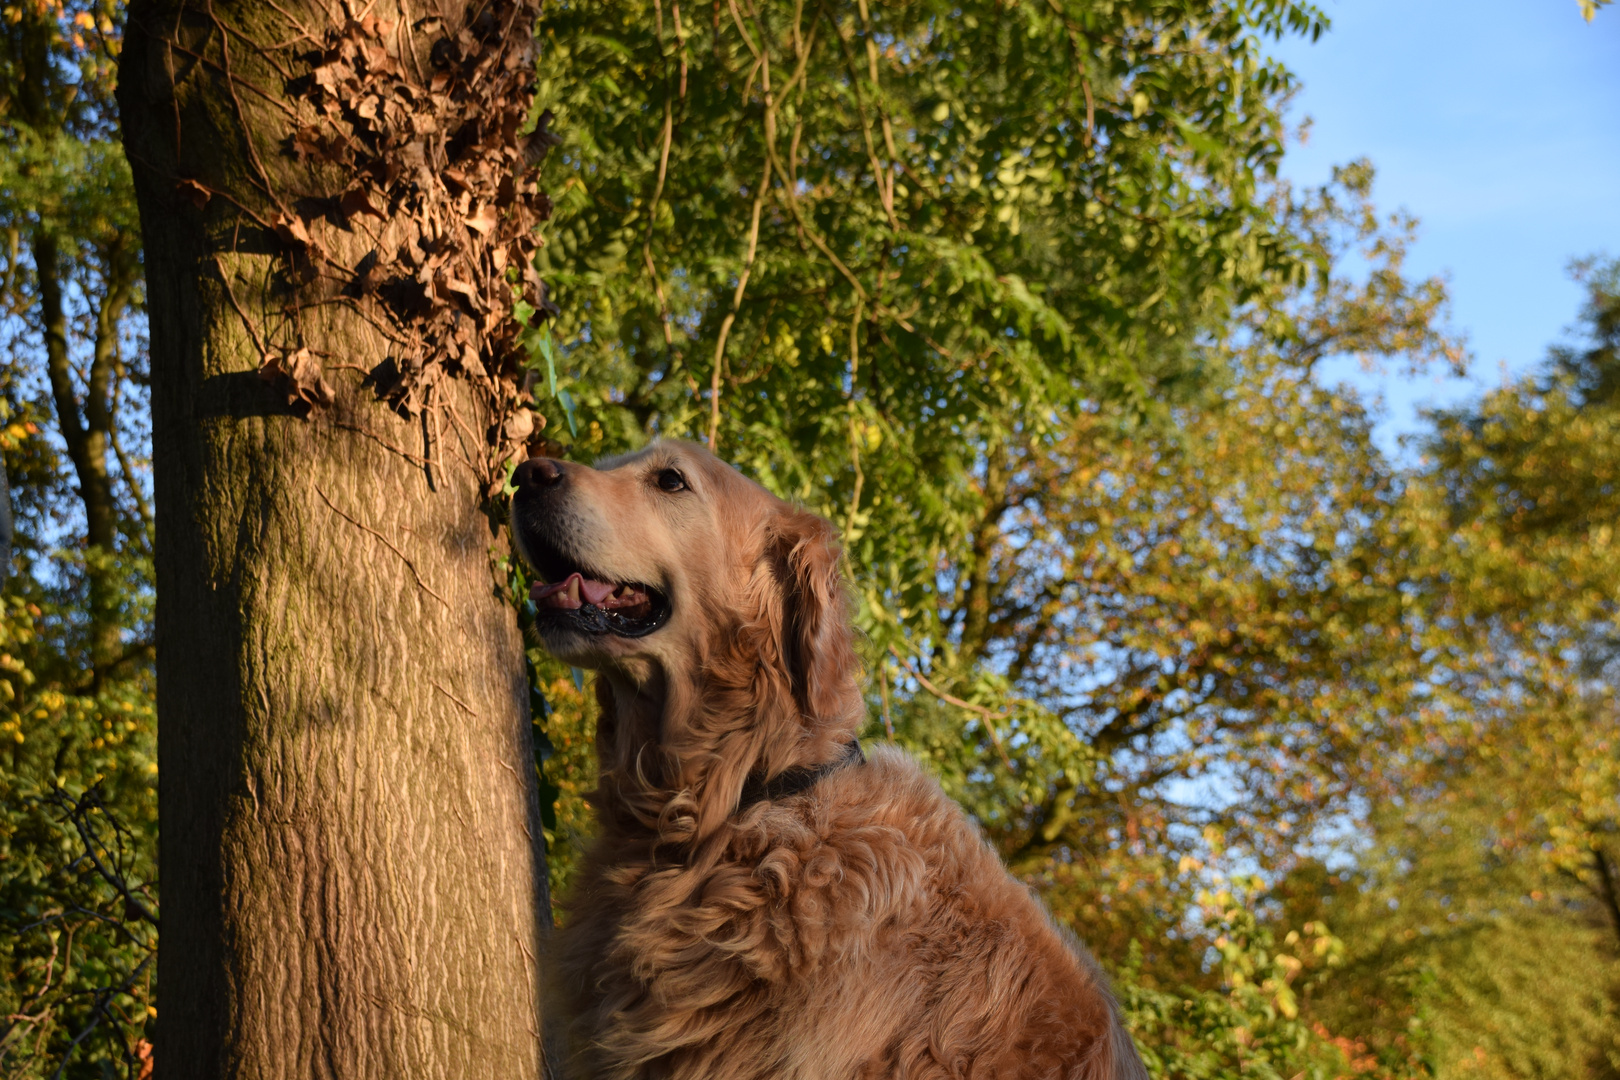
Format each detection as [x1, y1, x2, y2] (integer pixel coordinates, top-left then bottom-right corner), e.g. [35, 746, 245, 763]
[530, 0, 1326, 639]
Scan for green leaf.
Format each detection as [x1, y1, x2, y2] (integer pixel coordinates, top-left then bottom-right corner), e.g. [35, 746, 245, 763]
[538, 330, 558, 397]
[558, 388, 578, 436]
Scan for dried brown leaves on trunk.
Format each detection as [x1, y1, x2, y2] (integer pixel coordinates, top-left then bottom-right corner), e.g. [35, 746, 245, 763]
[212, 0, 558, 489]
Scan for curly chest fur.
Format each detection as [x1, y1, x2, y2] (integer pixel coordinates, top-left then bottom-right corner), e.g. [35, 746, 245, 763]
[556, 752, 1125, 1080]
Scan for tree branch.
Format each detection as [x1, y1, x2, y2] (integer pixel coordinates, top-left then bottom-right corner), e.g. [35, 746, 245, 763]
[890, 646, 1015, 770]
[1591, 844, 1620, 952]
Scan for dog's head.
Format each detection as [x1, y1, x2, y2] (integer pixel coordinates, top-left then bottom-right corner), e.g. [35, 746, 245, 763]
[509, 439, 859, 732]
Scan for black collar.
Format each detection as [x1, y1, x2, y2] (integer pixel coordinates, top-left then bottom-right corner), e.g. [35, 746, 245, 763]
[736, 739, 865, 814]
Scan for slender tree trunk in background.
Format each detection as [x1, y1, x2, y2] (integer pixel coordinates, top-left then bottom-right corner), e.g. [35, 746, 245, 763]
[957, 445, 1009, 667]
[38, 227, 131, 670]
[1591, 845, 1620, 953]
[0, 455, 11, 584]
[117, 0, 553, 1074]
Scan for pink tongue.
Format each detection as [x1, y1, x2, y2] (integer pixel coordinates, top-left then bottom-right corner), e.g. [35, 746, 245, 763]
[530, 572, 617, 610]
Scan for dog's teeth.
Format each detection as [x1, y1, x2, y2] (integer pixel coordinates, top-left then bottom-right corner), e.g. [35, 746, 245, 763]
[565, 576, 581, 606]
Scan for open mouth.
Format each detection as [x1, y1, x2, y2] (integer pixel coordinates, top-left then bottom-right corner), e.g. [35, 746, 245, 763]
[524, 542, 671, 639]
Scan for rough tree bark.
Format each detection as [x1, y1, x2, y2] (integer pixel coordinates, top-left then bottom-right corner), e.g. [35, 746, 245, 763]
[117, 0, 556, 1074]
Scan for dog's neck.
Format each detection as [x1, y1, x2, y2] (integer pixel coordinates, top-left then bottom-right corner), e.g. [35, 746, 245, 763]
[594, 629, 862, 844]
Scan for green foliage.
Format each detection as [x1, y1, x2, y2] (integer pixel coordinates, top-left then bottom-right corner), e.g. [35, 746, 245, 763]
[0, 0, 156, 1068]
[1120, 881, 1355, 1080]
[525, 2, 1464, 898]
[0, 600, 156, 1078]
[0, 414, 155, 1078]
[529, 0, 1328, 643]
[1284, 791, 1620, 1080]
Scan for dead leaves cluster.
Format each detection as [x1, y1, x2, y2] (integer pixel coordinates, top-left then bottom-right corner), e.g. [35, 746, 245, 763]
[257, 0, 559, 484]
[262, 346, 336, 409]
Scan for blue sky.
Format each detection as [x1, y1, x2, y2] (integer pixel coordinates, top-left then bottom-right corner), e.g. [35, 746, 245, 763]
[1266, 0, 1620, 453]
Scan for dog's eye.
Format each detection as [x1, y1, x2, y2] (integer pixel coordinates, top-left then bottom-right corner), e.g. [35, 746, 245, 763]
[655, 468, 688, 493]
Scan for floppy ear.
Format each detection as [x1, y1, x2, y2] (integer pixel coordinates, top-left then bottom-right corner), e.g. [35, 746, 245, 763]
[770, 508, 859, 725]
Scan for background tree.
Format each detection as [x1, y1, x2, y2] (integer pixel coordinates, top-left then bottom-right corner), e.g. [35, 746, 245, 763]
[1408, 258, 1620, 939]
[1, 0, 145, 673]
[1288, 258, 1620, 1079]
[0, 0, 158, 1073]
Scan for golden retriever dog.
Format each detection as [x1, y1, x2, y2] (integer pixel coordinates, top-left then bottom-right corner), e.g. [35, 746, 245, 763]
[510, 439, 1149, 1080]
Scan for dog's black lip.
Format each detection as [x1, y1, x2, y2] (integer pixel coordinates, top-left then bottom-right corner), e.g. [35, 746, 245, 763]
[520, 529, 672, 639]
[532, 594, 672, 638]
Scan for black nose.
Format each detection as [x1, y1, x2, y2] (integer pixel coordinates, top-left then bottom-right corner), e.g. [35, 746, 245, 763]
[513, 455, 564, 491]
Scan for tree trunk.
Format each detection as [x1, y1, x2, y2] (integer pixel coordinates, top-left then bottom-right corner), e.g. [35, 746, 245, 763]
[37, 225, 131, 670]
[0, 454, 11, 585]
[117, 0, 554, 1075]
[957, 443, 1009, 667]
[1591, 844, 1620, 953]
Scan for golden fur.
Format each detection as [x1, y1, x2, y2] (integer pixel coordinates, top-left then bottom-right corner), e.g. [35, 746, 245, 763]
[510, 440, 1149, 1080]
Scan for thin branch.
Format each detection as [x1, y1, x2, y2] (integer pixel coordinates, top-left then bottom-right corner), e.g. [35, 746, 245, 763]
[260, 0, 318, 42]
[672, 0, 688, 95]
[47, 952, 155, 1080]
[642, 94, 678, 354]
[57, 795, 158, 929]
[326, 418, 432, 467]
[210, 254, 274, 362]
[206, 0, 291, 210]
[843, 297, 866, 539]
[432, 680, 479, 717]
[889, 646, 1015, 770]
[845, 0, 898, 230]
[708, 151, 772, 452]
[1044, 0, 1096, 149]
[107, 377, 154, 545]
[1592, 844, 1620, 952]
[877, 659, 895, 740]
[764, 145, 867, 302]
[160, 36, 304, 121]
[437, 394, 490, 477]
